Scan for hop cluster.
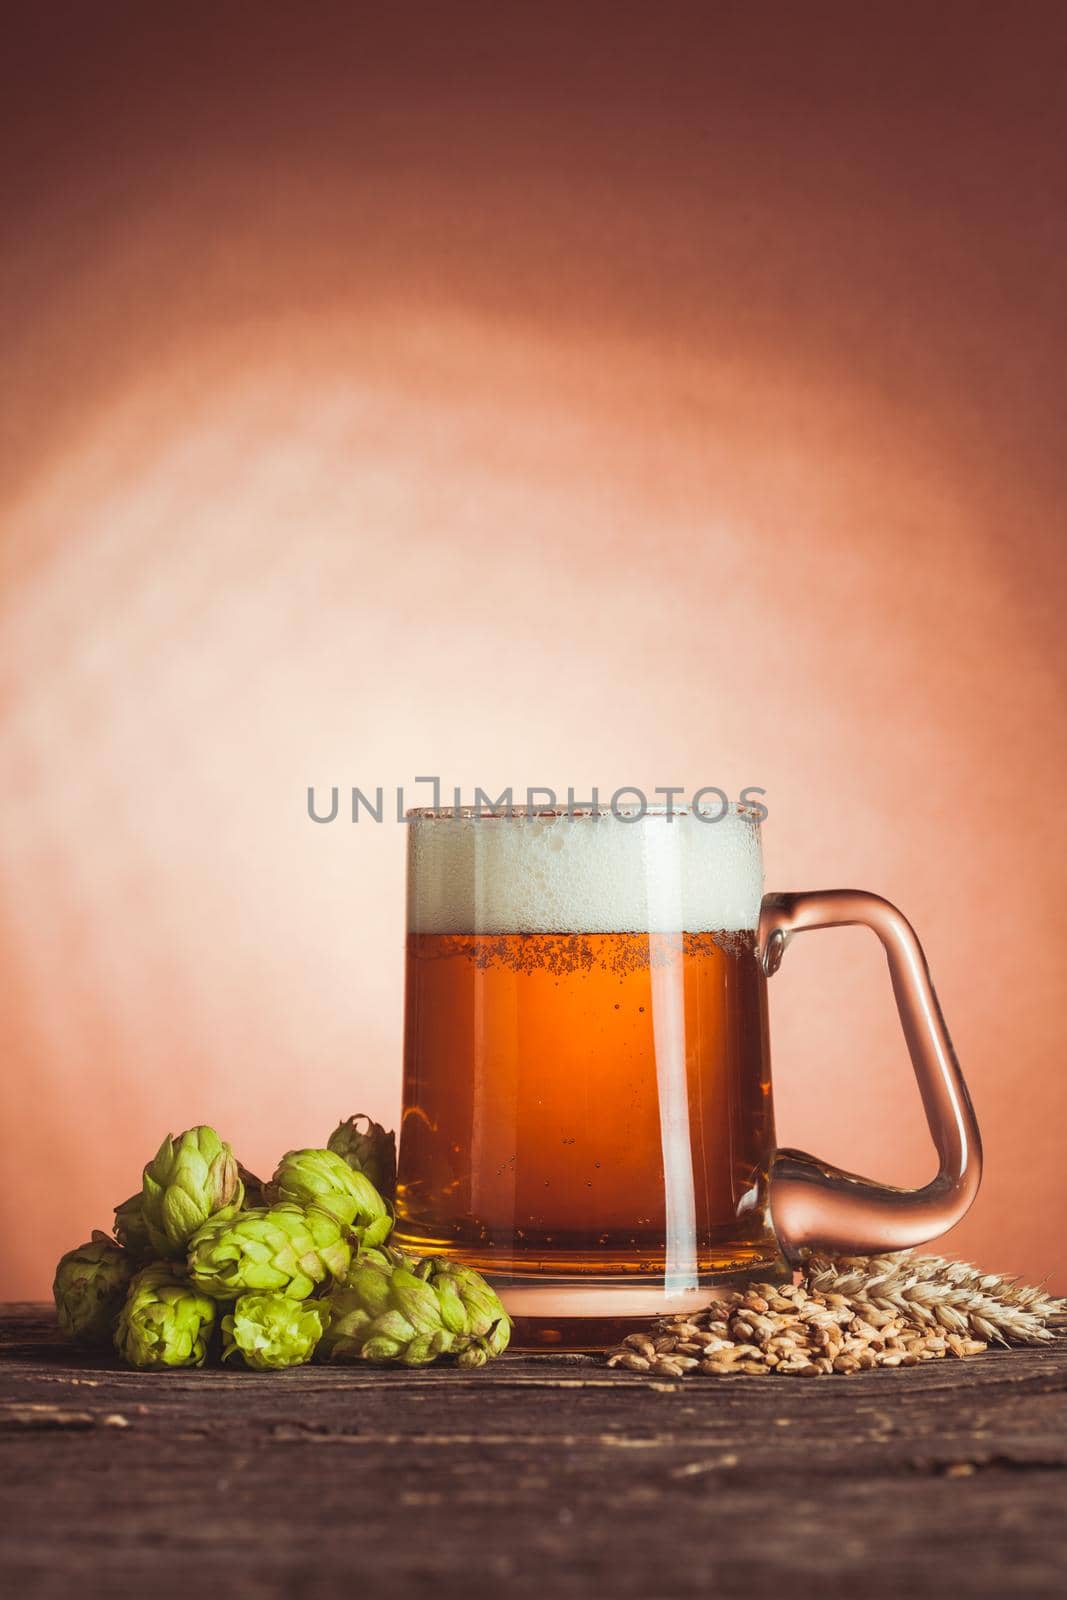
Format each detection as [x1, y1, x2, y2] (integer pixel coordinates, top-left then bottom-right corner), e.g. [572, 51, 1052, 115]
[53, 1115, 511, 1374]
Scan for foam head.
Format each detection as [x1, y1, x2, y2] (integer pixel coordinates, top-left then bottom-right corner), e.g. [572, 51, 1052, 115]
[407, 808, 764, 934]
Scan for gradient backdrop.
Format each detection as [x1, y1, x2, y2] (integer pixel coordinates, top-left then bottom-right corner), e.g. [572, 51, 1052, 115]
[2, 3, 1065, 1297]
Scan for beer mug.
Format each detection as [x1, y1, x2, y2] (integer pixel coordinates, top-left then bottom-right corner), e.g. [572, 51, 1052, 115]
[394, 806, 981, 1348]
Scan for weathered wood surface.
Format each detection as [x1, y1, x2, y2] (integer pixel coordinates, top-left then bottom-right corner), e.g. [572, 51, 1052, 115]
[2, 1306, 1065, 1599]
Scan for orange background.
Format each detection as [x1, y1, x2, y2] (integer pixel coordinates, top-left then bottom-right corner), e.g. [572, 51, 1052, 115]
[2, 3, 1065, 1298]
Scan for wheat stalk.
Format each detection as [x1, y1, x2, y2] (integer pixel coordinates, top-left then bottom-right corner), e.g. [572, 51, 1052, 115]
[805, 1253, 1065, 1346]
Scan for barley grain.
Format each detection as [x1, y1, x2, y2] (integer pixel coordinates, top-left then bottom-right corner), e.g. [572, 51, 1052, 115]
[605, 1252, 1064, 1379]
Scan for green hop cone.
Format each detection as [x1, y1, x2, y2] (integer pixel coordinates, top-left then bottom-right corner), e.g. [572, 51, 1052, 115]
[222, 1292, 327, 1370]
[53, 1232, 134, 1346]
[269, 1148, 392, 1246]
[114, 1262, 216, 1369]
[327, 1114, 397, 1200]
[320, 1249, 511, 1367]
[113, 1193, 153, 1262]
[187, 1202, 351, 1300]
[425, 1259, 512, 1368]
[141, 1125, 245, 1258]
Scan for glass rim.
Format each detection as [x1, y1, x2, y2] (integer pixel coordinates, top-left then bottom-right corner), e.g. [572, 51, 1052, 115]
[405, 802, 763, 823]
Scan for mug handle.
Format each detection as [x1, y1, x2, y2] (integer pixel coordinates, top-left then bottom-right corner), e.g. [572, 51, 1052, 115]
[760, 890, 982, 1261]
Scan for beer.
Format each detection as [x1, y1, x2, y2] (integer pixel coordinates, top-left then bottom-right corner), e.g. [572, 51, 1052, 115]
[395, 808, 786, 1345]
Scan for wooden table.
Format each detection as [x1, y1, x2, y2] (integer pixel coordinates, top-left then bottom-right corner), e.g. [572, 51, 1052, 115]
[2, 1305, 1065, 1597]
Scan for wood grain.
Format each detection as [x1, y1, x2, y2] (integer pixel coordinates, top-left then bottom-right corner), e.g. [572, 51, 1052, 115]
[2, 1306, 1065, 1598]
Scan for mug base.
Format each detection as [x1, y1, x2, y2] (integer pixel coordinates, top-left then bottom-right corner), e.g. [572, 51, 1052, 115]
[489, 1259, 792, 1352]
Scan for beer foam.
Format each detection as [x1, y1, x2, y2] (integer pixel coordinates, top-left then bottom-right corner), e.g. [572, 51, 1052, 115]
[408, 810, 764, 934]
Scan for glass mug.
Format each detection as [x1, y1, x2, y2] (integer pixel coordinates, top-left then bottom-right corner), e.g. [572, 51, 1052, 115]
[393, 805, 981, 1348]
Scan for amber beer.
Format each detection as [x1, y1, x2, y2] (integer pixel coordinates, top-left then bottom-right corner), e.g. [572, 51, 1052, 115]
[394, 806, 786, 1344]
